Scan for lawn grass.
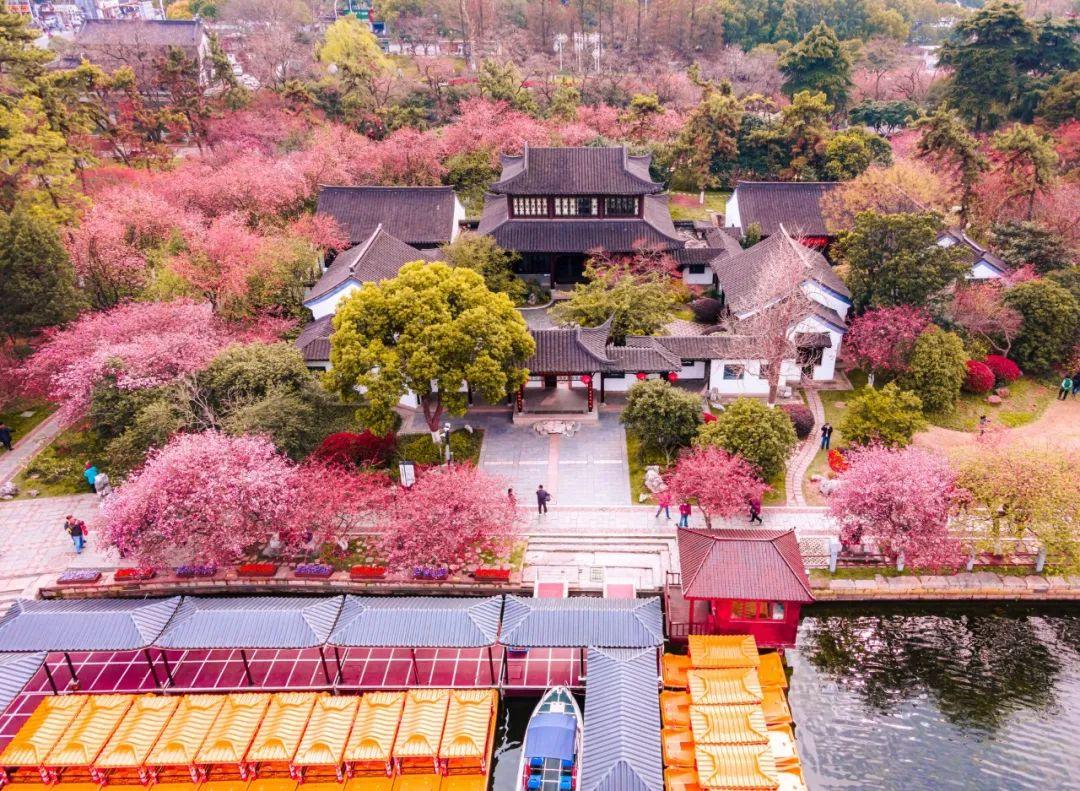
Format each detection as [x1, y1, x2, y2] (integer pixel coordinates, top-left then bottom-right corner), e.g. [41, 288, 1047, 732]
[626, 428, 668, 505]
[803, 370, 868, 506]
[0, 399, 54, 444]
[14, 423, 109, 498]
[925, 377, 1054, 431]
[668, 190, 731, 222]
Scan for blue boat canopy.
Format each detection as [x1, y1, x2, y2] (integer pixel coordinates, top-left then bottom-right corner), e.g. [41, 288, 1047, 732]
[525, 712, 578, 761]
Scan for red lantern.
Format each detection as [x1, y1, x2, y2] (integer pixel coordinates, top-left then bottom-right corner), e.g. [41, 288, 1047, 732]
[667, 371, 678, 382]
[636, 371, 647, 380]
[581, 374, 592, 386]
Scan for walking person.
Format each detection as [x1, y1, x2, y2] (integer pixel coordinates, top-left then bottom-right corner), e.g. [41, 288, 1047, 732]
[978, 415, 989, 436]
[678, 500, 691, 528]
[507, 488, 516, 508]
[655, 489, 672, 520]
[1059, 376, 1073, 400]
[0, 423, 11, 452]
[820, 422, 833, 450]
[64, 516, 85, 554]
[748, 496, 763, 524]
[83, 462, 98, 492]
[536, 484, 551, 515]
[1072, 373, 1079, 398]
[94, 472, 112, 499]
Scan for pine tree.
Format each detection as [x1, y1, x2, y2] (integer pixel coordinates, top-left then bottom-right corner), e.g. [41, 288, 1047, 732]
[779, 22, 853, 113]
[0, 207, 82, 338]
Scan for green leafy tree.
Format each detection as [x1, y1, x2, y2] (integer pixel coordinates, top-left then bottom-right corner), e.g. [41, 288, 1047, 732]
[915, 106, 989, 227]
[840, 382, 926, 447]
[753, 90, 834, 179]
[547, 78, 580, 121]
[779, 22, 853, 113]
[992, 221, 1071, 274]
[438, 233, 526, 304]
[620, 93, 665, 140]
[938, 2, 1035, 131]
[0, 207, 81, 339]
[694, 398, 797, 481]
[1046, 268, 1080, 304]
[823, 126, 892, 180]
[848, 99, 919, 134]
[1003, 279, 1080, 372]
[836, 211, 969, 310]
[444, 149, 497, 211]
[669, 80, 743, 193]
[220, 388, 343, 460]
[198, 342, 317, 412]
[900, 327, 968, 413]
[552, 264, 678, 345]
[105, 396, 187, 474]
[620, 379, 703, 464]
[1037, 70, 1080, 126]
[327, 261, 535, 435]
[318, 16, 391, 120]
[476, 59, 537, 115]
[991, 125, 1059, 220]
[0, 96, 81, 223]
[0, 10, 52, 96]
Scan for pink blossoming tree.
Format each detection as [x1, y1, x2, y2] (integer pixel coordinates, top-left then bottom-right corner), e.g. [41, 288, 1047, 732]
[828, 445, 963, 567]
[378, 464, 519, 573]
[845, 305, 931, 383]
[665, 446, 771, 529]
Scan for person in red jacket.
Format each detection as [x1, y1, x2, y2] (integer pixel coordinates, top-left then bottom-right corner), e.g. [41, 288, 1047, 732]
[678, 500, 691, 528]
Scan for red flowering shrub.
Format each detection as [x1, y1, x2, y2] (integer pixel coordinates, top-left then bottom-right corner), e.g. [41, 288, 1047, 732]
[237, 563, 278, 577]
[702, 412, 717, 424]
[313, 431, 397, 468]
[781, 404, 815, 439]
[963, 360, 996, 394]
[983, 355, 1022, 383]
[350, 565, 387, 579]
[828, 449, 850, 473]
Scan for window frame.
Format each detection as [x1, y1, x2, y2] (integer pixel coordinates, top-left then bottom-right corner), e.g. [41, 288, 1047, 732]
[722, 364, 745, 380]
[604, 195, 639, 217]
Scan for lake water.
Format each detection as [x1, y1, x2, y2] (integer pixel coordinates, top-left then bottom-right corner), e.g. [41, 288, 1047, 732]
[488, 603, 1080, 791]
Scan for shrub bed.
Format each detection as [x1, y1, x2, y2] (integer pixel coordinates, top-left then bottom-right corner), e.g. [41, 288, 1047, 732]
[964, 360, 996, 393]
[984, 355, 1022, 383]
[780, 403, 815, 439]
[237, 563, 278, 577]
[114, 567, 155, 581]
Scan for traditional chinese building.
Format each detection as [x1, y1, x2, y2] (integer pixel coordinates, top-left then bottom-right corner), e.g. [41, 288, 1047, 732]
[666, 528, 813, 648]
[478, 146, 683, 286]
[315, 186, 463, 249]
[724, 181, 841, 249]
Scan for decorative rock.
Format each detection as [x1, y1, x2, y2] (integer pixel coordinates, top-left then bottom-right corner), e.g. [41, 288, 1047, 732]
[834, 401, 846, 409]
[809, 474, 823, 482]
[995, 387, 1010, 399]
[27, 490, 38, 498]
[818, 478, 845, 496]
[0, 482, 17, 498]
[986, 395, 1003, 405]
[643, 466, 668, 494]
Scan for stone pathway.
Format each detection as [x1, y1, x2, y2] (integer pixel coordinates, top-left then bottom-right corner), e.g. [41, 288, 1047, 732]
[785, 388, 825, 506]
[812, 570, 1080, 600]
[0, 411, 65, 486]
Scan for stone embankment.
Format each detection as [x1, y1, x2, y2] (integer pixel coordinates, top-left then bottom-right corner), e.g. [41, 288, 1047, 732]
[812, 571, 1080, 601]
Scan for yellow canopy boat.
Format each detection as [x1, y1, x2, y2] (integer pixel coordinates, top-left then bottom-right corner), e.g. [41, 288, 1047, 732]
[687, 636, 760, 670]
[438, 690, 496, 775]
[195, 693, 272, 777]
[686, 669, 763, 706]
[344, 693, 405, 777]
[392, 690, 449, 776]
[689, 705, 768, 746]
[694, 744, 779, 791]
[247, 693, 318, 774]
[94, 694, 181, 782]
[0, 695, 87, 779]
[45, 694, 135, 780]
[146, 695, 227, 781]
[292, 694, 361, 781]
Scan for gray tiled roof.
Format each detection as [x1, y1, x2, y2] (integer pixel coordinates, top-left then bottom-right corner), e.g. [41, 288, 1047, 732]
[316, 186, 458, 246]
[296, 315, 334, 363]
[612, 338, 682, 372]
[490, 147, 662, 196]
[499, 596, 664, 648]
[679, 528, 814, 602]
[478, 194, 682, 253]
[0, 598, 180, 652]
[731, 181, 841, 236]
[650, 334, 760, 360]
[704, 226, 745, 256]
[526, 322, 615, 373]
[0, 652, 45, 716]
[938, 229, 1010, 274]
[330, 596, 502, 647]
[580, 648, 663, 791]
[155, 597, 344, 649]
[305, 227, 431, 302]
[75, 19, 204, 47]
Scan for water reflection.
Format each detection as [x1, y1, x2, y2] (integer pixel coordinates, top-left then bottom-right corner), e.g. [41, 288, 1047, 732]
[791, 603, 1080, 790]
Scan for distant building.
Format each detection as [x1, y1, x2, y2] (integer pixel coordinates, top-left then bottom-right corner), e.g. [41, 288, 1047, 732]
[478, 146, 682, 286]
[937, 228, 1010, 280]
[315, 186, 463, 249]
[724, 181, 842, 248]
[70, 18, 210, 84]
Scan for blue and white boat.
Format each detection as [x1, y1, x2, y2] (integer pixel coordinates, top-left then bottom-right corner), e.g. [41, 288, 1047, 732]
[518, 687, 583, 791]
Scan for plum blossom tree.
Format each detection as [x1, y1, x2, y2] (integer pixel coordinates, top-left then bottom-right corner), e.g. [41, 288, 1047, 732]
[665, 446, 770, 529]
[947, 283, 1023, 357]
[289, 461, 394, 547]
[377, 464, 519, 573]
[65, 212, 149, 310]
[845, 305, 931, 384]
[828, 445, 963, 567]
[20, 300, 287, 424]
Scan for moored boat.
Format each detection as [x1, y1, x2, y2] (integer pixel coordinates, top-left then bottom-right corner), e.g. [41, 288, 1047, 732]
[517, 687, 582, 791]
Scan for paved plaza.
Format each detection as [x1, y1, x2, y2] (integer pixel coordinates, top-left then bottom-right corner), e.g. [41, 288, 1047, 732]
[473, 410, 632, 507]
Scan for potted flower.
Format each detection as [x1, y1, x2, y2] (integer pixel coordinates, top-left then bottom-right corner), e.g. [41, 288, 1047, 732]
[412, 567, 449, 581]
[350, 565, 387, 580]
[175, 564, 218, 579]
[472, 568, 511, 582]
[114, 567, 156, 582]
[237, 562, 278, 578]
[294, 563, 333, 579]
[57, 569, 102, 585]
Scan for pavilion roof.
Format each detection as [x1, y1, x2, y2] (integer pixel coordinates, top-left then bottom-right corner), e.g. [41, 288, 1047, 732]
[155, 597, 344, 650]
[499, 596, 664, 648]
[677, 528, 813, 603]
[329, 596, 503, 648]
[0, 598, 181, 652]
[489, 146, 663, 196]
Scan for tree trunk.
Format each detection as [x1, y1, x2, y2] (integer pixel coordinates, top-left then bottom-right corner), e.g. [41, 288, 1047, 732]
[421, 393, 444, 434]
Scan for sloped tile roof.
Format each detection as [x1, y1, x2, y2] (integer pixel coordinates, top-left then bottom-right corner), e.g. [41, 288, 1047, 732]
[614, 338, 683, 372]
[305, 226, 431, 302]
[0, 652, 45, 715]
[650, 334, 761, 360]
[580, 648, 664, 791]
[490, 147, 662, 195]
[526, 322, 615, 373]
[478, 194, 682, 253]
[678, 528, 813, 603]
[296, 315, 334, 363]
[731, 181, 841, 236]
[75, 19, 204, 47]
[704, 227, 745, 255]
[938, 229, 1010, 274]
[330, 596, 502, 647]
[155, 597, 344, 649]
[0, 598, 180, 652]
[499, 596, 664, 648]
[316, 186, 458, 246]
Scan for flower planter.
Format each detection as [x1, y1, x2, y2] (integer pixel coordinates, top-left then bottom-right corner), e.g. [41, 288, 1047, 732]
[237, 563, 278, 578]
[114, 567, 156, 582]
[350, 565, 387, 580]
[57, 569, 102, 585]
[294, 564, 333, 579]
[175, 565, 218, 579]
[472, 568, 511, 582]
[412, 567, 449, 581]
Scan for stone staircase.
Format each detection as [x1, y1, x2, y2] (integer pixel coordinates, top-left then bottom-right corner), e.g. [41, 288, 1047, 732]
[522, 530, 678, 592]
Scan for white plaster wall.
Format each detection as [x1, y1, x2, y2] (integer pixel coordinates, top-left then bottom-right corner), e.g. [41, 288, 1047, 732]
[969, 260, 1004, 280]
[725, 191, 741, 230]
[678, 360, 707, 379]
[708, 359, 771, 396]
[801, 281, 851, 321]
[305, 281, 360, 320]
[682, 269, 715, 286]
[451, 196, 466, 242]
